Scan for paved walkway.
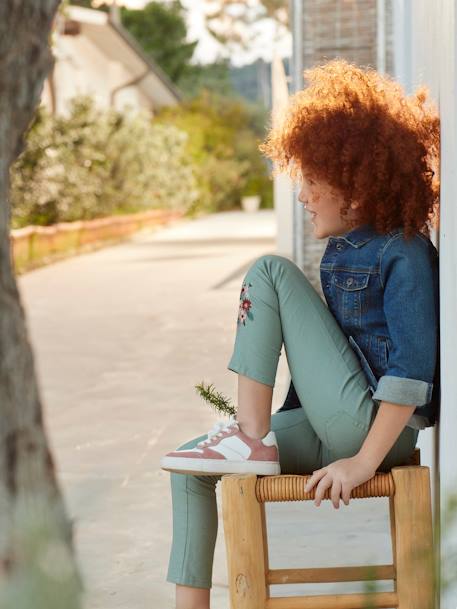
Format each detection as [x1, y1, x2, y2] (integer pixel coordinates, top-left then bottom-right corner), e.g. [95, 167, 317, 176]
[18, 210, 394, 609]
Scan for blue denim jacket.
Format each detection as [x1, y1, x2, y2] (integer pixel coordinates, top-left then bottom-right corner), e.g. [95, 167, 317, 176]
[278, 223, 440, 430]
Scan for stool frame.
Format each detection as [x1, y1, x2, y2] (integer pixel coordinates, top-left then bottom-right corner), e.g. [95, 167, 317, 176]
[221, 448, 435, 609]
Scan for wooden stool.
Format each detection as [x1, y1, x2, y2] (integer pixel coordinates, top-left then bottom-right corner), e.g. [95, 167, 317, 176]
[221, 448, 435, 609]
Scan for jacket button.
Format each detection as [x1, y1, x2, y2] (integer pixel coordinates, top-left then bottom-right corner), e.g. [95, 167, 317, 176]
[336, 243, 343, 250]
[346, 278, 353, 286]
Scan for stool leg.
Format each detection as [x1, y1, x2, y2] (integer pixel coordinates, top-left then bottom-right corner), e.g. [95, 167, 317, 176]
[388, 495, 397, 591]
[221, 474, 269, 609]
[260, 494, 270, 583]
[391, 466, 435, 609]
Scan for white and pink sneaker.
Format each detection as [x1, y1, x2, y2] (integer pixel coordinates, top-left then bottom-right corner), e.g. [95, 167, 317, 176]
[160, 415, 281, 476]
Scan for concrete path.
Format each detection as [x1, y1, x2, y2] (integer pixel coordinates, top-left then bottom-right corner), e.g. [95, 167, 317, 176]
[17, 210, 394, 609]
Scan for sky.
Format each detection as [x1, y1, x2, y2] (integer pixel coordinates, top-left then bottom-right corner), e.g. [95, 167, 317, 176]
[114, 0, 291, 66]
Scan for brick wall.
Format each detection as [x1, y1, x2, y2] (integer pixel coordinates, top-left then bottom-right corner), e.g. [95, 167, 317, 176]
[299, 0, 394, 299]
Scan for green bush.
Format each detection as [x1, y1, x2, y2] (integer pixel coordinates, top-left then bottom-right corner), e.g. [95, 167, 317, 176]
[156, 90, 273, 216]
[10, 96, 198, 228]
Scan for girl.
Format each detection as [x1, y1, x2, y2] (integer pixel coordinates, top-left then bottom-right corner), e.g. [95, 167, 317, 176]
[159, 58, 440, 609]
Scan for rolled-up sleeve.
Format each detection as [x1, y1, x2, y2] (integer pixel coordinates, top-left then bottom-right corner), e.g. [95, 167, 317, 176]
[372, 235, 438, 407]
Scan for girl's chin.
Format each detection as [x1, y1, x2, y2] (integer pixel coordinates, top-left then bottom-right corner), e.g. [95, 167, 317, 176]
[311, 224, 324, 238]
[311, 220, 330, 239]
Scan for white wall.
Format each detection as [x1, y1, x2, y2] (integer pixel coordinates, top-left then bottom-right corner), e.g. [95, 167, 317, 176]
[272, 54, 294, 258]
[393, 0, 438, 495]
[41, 31, 148, 116]
[393, 1, 457, 606]
[435, 3, 457, 606]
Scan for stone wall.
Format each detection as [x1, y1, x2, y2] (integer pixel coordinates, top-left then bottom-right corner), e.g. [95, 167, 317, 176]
[10, 209, 183, 274]
[299, 0, 394, 298]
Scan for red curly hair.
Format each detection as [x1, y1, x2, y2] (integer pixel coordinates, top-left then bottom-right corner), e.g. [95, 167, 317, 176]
[260, 58, 440, 240]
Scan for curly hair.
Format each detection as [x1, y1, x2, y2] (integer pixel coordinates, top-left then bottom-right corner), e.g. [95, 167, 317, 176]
[260, 58, 440, 240]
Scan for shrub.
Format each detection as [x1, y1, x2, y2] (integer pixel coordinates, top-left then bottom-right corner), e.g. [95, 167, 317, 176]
[10, 96, 198, 228]
[156, 90, 273, 215]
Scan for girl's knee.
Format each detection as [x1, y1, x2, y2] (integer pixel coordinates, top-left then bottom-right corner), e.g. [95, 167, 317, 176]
[245, 255, 299, 286]
[254, 253, 293, 270]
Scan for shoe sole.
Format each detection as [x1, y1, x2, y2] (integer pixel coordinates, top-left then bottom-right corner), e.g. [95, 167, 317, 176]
[160, 456, 281, 476]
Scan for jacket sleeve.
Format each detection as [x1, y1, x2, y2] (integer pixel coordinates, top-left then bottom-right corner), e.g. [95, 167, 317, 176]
[372, 235, 438, 407]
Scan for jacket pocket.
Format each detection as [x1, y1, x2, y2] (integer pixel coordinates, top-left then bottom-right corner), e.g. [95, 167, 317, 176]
[333, 271, 370, 330]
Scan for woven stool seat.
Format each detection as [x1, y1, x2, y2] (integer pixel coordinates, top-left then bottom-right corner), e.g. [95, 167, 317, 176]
[221, 448, 435, 609]
[256, 471, 395, 502]
[255, 446, 420, 503]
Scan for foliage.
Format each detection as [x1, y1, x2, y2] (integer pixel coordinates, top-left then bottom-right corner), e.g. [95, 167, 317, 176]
[0, 495, 83, 609]
[119, 2, 240, 101]
[70, 1, 276, 105]
[10, 96, 198, 228]
[70, 1, 198, 90]
[9, 89, 273, 226]
[178, 59, 235, 99]
[120, 1, 197, 85]
[203, 0, 289, 52]
[438, 489, 457, 592]
[156, 90, 273, 215]
[357, 487, 457, 607]
[195, 382, 236, 417]
[67, 0, 95, 7]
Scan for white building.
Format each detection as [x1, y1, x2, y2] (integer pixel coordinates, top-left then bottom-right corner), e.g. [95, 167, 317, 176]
[41, 5, 181, 116]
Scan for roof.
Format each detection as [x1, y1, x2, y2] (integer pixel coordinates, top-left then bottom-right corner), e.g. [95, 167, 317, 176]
[65, 6, 182, 107]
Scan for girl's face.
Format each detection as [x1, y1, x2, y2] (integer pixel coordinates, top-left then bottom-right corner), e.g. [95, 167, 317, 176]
[298, 174, 361, 239]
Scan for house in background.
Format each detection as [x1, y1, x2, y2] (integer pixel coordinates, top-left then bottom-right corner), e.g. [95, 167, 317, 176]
[41, 5, 181, 116]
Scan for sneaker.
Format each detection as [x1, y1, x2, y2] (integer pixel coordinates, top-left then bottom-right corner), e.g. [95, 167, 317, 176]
[160, 414, 281, 476]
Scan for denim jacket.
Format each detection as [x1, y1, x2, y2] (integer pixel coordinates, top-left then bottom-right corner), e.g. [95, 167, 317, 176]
[278, 223, 440, 430]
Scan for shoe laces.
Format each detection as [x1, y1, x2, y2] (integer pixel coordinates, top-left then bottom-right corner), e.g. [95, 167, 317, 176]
[197, 414, 239, 447]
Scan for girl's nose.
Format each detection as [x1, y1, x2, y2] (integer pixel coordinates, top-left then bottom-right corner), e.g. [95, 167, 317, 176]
[298, 191, 307, 204]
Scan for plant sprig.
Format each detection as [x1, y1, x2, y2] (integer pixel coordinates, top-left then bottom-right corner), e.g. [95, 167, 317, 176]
[195, 381, 237, 417]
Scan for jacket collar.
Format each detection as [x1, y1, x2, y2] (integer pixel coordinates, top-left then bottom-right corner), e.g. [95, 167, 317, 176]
[331, 223, 402, 248]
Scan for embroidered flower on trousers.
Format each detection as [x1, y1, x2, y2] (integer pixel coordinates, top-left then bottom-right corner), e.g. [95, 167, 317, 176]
[237, 281, 254, 325]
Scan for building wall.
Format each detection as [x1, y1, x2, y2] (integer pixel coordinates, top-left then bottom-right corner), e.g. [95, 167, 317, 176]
[402, 2, 457, 605]
[41, 32, 146, 116]
[297, 0, 394, 298]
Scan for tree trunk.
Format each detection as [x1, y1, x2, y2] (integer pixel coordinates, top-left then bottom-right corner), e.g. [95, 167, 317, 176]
[0, 2, 83, 607]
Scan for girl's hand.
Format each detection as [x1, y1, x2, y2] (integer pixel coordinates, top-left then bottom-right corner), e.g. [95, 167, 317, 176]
[303, 456, 377, 509]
